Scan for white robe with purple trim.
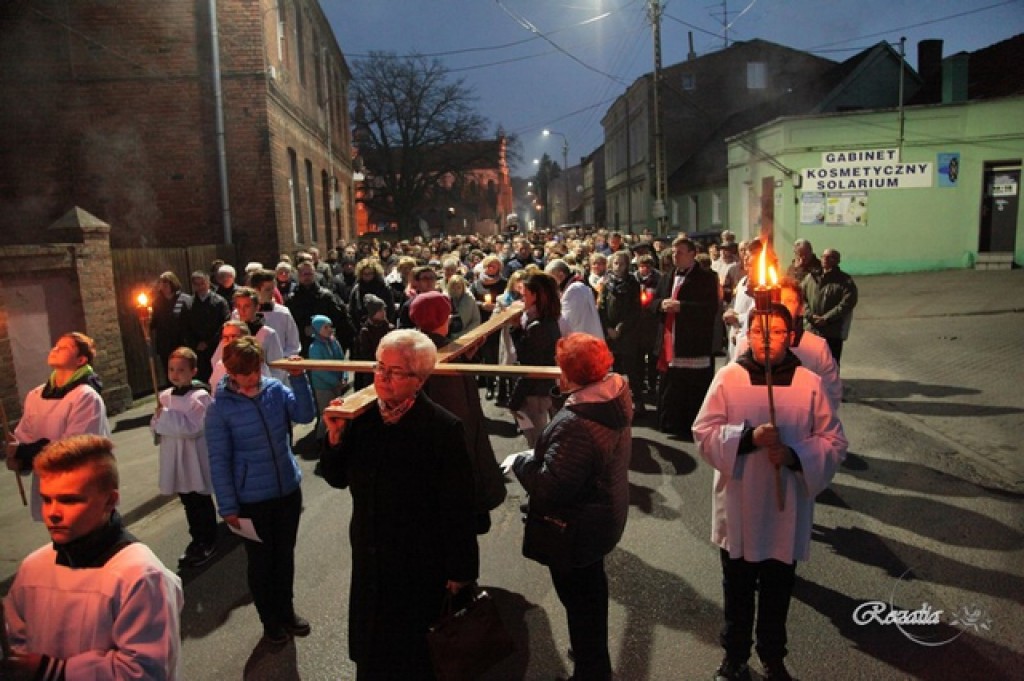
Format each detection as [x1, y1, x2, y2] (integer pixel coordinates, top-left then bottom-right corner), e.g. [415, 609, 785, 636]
[692, 362, 847, 563]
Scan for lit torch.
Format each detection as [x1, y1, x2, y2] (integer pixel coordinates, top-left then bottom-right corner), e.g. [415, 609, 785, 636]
[135, 290, 161, 398]
[753, 246, 785, 512]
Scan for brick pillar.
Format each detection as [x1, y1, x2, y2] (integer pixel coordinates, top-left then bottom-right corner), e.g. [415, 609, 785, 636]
[47, 208, 133, 414]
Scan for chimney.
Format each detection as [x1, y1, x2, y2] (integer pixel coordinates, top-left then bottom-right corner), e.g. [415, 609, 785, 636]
[917, 39, 943, 84]
[688, 31, 696, 61]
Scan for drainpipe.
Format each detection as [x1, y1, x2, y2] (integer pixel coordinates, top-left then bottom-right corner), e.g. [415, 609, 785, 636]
[210, 0, 233, 244]
[897, 37, 906, 157]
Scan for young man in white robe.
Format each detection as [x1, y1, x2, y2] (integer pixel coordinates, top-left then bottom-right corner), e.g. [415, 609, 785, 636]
[693, 304, 847, 681]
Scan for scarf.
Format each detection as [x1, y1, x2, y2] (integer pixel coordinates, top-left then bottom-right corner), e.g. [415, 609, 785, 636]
[736, 348, 802, 386]
[54, 511, 137, 568]
[378, 395, 417, 425]
[42, 365, 99, 400]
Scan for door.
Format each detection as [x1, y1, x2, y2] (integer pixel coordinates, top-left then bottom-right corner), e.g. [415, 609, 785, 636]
[979, 166, 1019, 252]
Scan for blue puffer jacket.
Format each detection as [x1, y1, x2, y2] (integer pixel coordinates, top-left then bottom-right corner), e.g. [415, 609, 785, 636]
[206, 373, 315, 517]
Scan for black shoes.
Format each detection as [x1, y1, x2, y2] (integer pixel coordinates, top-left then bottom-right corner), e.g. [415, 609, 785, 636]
[261, 615, 311, 647]
[178, 542, 216, 568]
[761, 659, 793, 681]
[714, 657, 752, 681]
[286, 615, 312, 638]
[262, 626, 289, 646]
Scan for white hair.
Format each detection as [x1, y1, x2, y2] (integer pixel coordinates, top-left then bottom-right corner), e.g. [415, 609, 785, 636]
[377, 329, 438, 379]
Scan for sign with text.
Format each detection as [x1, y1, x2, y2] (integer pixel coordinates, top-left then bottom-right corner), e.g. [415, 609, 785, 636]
[802, 147, 932, 191]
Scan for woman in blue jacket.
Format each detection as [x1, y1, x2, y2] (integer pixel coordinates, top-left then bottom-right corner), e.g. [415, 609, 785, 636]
[205, 337, 315, 646]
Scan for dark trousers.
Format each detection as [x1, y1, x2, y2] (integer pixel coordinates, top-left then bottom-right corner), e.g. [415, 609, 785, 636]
[657, 365, 715, 437]
[719, 549, 797, 664]
[179, 492, 218, 546]
[240, 487, 303, 630]
[612, 350, 644, 410]
[825, 337, 844, 368]
[550, 558, 612, 681]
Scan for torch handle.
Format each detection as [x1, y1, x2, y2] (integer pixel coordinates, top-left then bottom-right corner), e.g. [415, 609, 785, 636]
[761, 309, 785, 512]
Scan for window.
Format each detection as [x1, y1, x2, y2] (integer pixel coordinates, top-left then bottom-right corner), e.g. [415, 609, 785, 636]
[681, 73, 696, 90]
[712, 192, 722, 225]
[687, 195, 698, 230]
[747, 61, 767, 89]
[314, 39, 324, 106]
[276, 2, 286, 62]
[305, 159, 317, 242]
[321, 170, 332, 243]
[295, 4, 306, 87]
[288, 149, 303, 243]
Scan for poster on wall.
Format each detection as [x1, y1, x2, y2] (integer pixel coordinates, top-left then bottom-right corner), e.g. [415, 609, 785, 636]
[825, 191, 868, 225]
[800, 192, 826, 225]
[938, 152, 960, 187]
[800, 191, 868, 225]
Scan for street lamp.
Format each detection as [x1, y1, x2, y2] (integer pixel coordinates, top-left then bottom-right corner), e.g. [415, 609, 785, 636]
[543, 129, 570, 226]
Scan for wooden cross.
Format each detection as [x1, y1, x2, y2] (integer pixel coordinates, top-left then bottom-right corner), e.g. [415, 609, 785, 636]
[269, 301, 561, 418]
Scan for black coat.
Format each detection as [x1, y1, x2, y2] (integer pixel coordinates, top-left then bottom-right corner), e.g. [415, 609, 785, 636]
[514, 374, 633, 568]
[285, 283, 355, 355]
[349, 276, 397, 326]
[320, 393, 479, 668]
[508, 316, 561, 411]
[151, 291, 192, 365]
[597, 273, 642, 354]
[652, 264, 719, 359]
[421, 332, 507, 521]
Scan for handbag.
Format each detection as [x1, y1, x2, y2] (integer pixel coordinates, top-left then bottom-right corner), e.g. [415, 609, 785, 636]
[522, 511, 576, 571]
[427, 586, 515, 681]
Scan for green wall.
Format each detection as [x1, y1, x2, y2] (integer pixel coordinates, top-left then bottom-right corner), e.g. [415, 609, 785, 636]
[727, 96, 1024, 274]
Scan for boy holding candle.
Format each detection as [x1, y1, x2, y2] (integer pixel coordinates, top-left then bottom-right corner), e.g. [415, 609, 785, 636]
[692, 304, 847, 681]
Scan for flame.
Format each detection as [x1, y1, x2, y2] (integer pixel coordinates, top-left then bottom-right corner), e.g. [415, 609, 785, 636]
[136, 292, 149, 307]
[769, 264, 778, 286]
[640, 288, 653, 307]
[758, 246, 767, 287]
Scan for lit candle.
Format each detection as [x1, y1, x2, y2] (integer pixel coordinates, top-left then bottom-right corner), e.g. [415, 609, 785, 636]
[136, 292, 149, 308]
[753, 247, 774, 312]
[484, 293, 493, 305]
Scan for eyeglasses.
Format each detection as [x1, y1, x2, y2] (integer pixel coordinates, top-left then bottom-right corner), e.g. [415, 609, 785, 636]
[372, 362, 419, 381]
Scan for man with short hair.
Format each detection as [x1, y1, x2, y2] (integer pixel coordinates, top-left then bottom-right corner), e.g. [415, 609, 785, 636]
[210, 287, 287, 384]
[247, 269, 302, 360]
[802, 249, 857, 368]
[787, 239, 822, 285]
[185, 270, 230, 382]
[3, 435, 184, 680]
[286, 261, 355, 356]
[653, 237, 719, 437]
[503, 238, 537, 279]
[545, 259, 604, 339]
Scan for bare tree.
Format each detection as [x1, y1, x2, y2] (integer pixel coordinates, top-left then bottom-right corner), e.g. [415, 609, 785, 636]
[352, 52, 490, 237]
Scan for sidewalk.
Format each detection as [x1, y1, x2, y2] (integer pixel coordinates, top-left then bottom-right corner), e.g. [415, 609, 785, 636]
[2, 268, 1021, 584]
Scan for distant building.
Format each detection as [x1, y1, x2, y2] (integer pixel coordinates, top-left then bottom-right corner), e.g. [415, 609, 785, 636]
[727, 36, 1024, 273]
[580, 145, 606, 229]
[0, 0, 355, 266]
[354, 135, 514, 237]
[602, 39, 836, 234]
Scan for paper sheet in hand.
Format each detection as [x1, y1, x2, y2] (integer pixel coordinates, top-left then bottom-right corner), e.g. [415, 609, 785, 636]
[228, 517, 262, 543]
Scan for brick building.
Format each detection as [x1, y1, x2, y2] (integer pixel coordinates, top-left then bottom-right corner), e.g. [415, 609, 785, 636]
[0, 0, 355, 267]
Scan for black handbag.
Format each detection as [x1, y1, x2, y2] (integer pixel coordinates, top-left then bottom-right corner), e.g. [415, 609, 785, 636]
[427, 586, 515, 681]
[522, 512, 576, 571]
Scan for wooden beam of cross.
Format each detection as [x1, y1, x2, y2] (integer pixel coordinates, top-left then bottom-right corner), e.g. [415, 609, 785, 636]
[269, 301, 560, 419]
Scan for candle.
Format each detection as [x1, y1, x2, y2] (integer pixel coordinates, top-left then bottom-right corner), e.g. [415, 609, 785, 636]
[484, 293, 493, 305]
[136, 292, 149, 308]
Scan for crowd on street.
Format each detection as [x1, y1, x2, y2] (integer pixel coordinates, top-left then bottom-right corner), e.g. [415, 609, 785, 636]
[3, 223, 858, 681]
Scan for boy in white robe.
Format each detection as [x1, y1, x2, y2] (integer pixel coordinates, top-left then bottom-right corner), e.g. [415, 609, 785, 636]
[693, 304, 847, 681]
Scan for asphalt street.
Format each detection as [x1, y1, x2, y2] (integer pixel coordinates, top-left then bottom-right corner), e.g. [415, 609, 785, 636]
[1, 268, 1022, 680]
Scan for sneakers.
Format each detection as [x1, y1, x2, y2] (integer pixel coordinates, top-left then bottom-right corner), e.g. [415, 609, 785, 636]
[714, 658, 751, 681]
[762, 659, 793, 681]
[285, 615, 312, 638]
[178, 542, 216, 568]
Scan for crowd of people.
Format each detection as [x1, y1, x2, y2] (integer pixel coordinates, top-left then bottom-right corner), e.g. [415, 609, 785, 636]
[2, 225, 857, 681]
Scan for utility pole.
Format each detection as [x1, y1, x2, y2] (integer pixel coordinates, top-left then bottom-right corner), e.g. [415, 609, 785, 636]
[648, 0, 668, 234]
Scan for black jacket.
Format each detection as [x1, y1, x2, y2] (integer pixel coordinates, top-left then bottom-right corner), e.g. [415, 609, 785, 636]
[508, 315, 561, 411]
[285, 283, 355, 355]
[320, 393, 479, 666]
[514, 374, 633, 568]
[653, 264, 718, 359]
